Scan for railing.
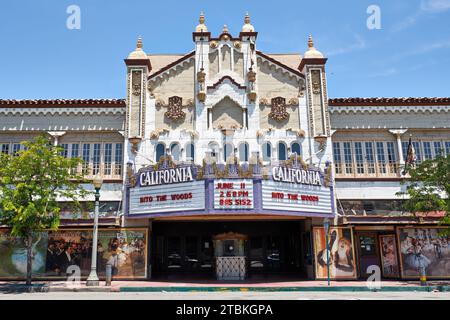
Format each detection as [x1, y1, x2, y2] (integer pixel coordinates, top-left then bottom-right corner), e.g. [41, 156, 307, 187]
[334, 161, 401, 178]
[73, 163, 123, 180]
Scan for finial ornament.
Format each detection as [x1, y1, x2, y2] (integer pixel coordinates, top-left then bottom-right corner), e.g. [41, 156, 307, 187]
[137, 36, 143, 49]
[223, 24, 229, 33]
[241, 12, 255, 32]
[308, 35, 314, 48]
[195, 11, 208, 32]
[245, 12, 250, 24]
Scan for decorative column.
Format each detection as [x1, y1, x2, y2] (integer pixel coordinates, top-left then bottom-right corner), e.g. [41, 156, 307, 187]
[48, 131, 66, 146]
[389, 129, 408, 165]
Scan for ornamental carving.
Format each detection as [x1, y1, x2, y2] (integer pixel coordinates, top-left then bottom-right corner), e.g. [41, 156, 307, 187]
[210, 41, 218, 49]
[268, 97, 289, 122]
[132, 71, 141, 96]
[288, 97, 299, 106]
[247, 68, 256, 82]
[197, 69, 206, 83]
[311, 70, 321, 94]
[165, 96, 185, 122]
[234, 41, 241, 49]
[259, 98, 270, 106]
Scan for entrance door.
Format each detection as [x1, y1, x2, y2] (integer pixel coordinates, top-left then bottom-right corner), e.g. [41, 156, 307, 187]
[356, 233, 380, 278]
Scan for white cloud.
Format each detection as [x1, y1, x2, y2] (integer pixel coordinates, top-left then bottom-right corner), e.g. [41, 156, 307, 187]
[420, 0, 450, 12]
[368, 68, 398, 78]
[327, 34, 366, 57]
[392, 0, 450, 32]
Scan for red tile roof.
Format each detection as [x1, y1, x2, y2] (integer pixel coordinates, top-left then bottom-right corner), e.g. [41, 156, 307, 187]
[329, 97, 450, 106]
[0, 99, 126, 108]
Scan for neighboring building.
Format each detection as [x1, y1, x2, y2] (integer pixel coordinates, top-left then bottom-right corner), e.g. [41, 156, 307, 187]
[0, 14, 449, 281]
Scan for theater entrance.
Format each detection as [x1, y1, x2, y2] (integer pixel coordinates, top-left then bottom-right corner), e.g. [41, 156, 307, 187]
[151, 220, 309, 279]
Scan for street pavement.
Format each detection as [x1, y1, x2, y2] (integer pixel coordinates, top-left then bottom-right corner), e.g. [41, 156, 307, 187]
[1, 291, 450, 300]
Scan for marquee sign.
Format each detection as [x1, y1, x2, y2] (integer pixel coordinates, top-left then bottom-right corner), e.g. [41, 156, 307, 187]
[129, 164, 205, 215]
[126, 157, 334, 217]
[214, 179, 254, 210]
[262, 165, 333, 214]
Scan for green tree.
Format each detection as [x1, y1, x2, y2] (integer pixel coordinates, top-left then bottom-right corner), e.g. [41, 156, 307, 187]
[0, 134, 90, 285]
[399, 153, 450, 228]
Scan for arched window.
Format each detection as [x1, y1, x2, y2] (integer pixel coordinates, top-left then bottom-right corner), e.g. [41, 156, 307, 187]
[155, 143, 165, 162]
[262, 142, 272, 162]
[186, 143, 195, 162]
[224, 143, 234, 162]
[278, 142, 287, 161]
[170, 143, 180, 161]
[239, 142, 249, 162]
[291, 142, 301, 156]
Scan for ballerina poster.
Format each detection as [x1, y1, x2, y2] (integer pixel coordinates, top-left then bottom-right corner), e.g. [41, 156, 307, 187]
[398, 227, 450, 279]
[313, 227, 357, 279]
[379, 235, 399, 278]
[0, 228, 147, 279]
[0, 230, 48, 278]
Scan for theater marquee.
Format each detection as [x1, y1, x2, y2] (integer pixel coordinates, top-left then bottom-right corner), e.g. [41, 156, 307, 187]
[129, 165, 205, 215]
[126, 157, 334, 217]
[262, 166, 333, 214]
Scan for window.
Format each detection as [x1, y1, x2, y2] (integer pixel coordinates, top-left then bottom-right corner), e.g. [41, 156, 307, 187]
[423, 142, 432, 160]
[291, 142, 301, 156]
[239, 142, 249, 162]
[412, 142, 422, 163]
[434, 141, 443, 156]
[170, 143, 180, 161]
[71, 144, 80, 159]
[104, 143, 112, 175]
[1, 143, 9, 154]
[114, 143, 123, 176]
[12, 143, 21, 156]
[224, 143, 234, 162]
[354, 142, 364, 174]
[155, 143, 165, 162]
[365, 142, 375, 174]
[186, 143, 195, 162]
[445, 142, 450, 156]
[376, 142, 386, 174]
[92, 143, 101, 175]
[386, 142, 397, 173]
[402, 142, 409, 161]
[82, 144, 90, 174]
[278, 142, 287, 161]
[343, 142, 353, 174]
[262, 142, 272, 162]
[333, 142, 342, 174]
[60, 144, 69, 158]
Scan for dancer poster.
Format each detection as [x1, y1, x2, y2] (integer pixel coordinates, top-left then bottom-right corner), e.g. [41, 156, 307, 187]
[313, 227, 357, 279]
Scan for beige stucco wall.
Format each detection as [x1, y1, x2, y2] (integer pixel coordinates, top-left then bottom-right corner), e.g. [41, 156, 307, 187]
[151, 59, 195, 102]
[259, 104, 300, 130]
[257, 59, 299, 101]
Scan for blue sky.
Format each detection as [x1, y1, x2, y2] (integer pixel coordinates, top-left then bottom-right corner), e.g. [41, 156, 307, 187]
[0, 0, 449, 99]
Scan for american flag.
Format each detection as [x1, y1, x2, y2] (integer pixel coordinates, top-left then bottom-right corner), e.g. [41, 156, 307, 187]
[405, 136, 417, 170]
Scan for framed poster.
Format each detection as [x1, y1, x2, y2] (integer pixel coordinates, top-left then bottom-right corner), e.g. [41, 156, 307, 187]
[379, 234, 400, 278]
[313, 226, 357, 279]
[0, 228, 148, 280]
[397, 227, 450, 279]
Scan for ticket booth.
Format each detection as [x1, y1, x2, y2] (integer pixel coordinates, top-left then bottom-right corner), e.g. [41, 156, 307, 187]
[213, 232, 248, 280]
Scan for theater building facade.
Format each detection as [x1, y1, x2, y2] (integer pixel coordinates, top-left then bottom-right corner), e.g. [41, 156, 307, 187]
[0, 14, 449, 281]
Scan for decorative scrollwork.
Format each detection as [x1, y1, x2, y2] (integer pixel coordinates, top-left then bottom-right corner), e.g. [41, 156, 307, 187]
[268, 97, 289, 122]
[165, 96, 185, 122]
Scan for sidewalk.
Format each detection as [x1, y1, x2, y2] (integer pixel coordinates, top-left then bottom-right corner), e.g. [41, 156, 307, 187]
[1, 279, 450, 293]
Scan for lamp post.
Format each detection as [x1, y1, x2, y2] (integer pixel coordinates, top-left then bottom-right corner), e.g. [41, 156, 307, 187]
[323, 217, 331, 286]
[86, 176, 103, 286]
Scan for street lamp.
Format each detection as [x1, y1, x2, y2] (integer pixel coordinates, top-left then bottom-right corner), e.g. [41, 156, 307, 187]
[323, 217, 331, 286]
[86, 175, 103, 286]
